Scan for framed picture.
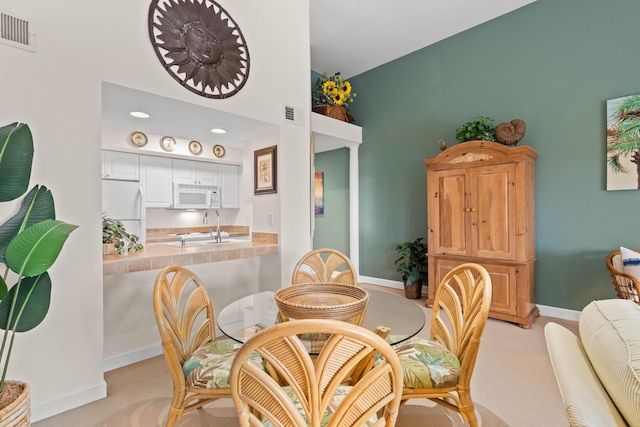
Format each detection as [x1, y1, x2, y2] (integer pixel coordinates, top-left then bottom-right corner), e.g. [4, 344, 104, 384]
[254, 145, 277, 194]
[607, 93, 640, 190]
[314, 172, 324, 215]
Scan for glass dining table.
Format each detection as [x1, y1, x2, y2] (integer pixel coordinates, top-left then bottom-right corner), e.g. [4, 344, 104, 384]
[217, 287, 426, 346]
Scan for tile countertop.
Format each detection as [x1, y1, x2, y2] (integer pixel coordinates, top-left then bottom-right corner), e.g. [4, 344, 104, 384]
[103, 231, 278, 276]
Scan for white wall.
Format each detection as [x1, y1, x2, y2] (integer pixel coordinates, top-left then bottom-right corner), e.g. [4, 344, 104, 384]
[0, 0, 311, 421]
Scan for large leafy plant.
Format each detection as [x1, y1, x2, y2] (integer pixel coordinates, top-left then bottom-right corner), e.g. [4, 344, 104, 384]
[455, 116, 497, 143]
[394, 238, 428, 287]
[0, 122, 77, 392]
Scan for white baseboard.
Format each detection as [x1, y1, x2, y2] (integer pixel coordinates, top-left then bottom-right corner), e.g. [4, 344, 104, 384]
[31, 380, 107, 423]
[359, 275, 404, 290]
[359, 275, 581, 322]
[103, 343, 163, 372]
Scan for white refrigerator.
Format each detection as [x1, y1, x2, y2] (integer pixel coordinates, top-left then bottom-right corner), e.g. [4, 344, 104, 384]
[102, 180, 146, 245]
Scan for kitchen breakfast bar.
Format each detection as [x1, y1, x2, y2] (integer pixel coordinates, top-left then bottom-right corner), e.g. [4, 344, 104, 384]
[102, 231, 279, 275]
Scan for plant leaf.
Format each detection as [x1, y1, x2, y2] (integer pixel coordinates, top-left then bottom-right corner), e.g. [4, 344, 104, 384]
[0, 122, 33, 202]
[0, 273, 51, 332]
[5, 219, 77, 278]
[0, 276, 6, 300]
[0, 185, 55, 264]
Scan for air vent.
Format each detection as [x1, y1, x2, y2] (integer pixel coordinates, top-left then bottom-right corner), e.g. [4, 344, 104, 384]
[283, 104, 303, 126]
[0, 10, 36, 52]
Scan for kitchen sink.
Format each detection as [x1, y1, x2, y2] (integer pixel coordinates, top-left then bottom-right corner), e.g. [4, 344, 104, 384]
[162, 238, 247, 247]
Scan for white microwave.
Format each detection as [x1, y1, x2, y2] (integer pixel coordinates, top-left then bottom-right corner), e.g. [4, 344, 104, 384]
[173, 183, 221, 209]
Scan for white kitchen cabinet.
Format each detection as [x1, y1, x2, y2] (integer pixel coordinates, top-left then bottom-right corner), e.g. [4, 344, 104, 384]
[102, 151, 139, 181]
[140, 155, 173, 208]
[172, 159, 219, 186]
[220, 164, 240, 208]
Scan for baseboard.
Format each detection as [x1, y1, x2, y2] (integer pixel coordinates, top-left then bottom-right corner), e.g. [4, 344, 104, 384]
[537, 304, 580, 321]
[359, 275, 404, 290]
[103, 343, 163, 372]
[359, 275, 581, 322]
[31, 380, 107, 423]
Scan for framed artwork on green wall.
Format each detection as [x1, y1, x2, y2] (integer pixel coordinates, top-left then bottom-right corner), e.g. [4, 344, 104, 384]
[607, 93, 640, 190]
[314, 172, 324, 215]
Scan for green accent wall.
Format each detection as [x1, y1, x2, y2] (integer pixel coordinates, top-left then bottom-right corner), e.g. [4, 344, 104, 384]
[314, 148, 350, 254]
[315, 0, 640, 310]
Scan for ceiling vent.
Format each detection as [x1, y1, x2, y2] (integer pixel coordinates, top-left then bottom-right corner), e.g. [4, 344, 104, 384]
[0, 10, 36, 52]
[283, 104, 303, 126]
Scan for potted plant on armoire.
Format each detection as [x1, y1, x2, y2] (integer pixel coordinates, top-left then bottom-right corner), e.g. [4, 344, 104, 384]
[0, 122, 77, 424]
[394, 238, 428, 299]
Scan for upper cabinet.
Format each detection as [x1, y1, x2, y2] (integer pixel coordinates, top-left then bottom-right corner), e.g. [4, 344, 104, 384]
[219, 164, 240, 208]
[102, 151, 140, 181]
[172, 159, 219, 186]
[140, 155, 173, 208]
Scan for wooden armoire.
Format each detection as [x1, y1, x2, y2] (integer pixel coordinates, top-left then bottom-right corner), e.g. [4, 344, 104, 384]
[424, 141, 539, 328]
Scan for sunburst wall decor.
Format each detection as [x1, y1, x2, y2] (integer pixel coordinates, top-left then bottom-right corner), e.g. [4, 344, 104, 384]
[148, 0, 250, 99]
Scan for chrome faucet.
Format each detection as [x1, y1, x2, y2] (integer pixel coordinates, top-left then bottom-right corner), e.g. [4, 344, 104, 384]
[215, 209, 221, 243]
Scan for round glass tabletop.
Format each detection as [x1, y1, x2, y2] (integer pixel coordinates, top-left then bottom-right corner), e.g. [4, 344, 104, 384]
[217, 288, 426, 346]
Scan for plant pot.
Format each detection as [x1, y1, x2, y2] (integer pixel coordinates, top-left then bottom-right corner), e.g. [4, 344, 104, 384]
[103, 243, 116, 255]
[404, 280, 423, 299]
[0, 381, 30, 426]
[312, 105, 355, 123]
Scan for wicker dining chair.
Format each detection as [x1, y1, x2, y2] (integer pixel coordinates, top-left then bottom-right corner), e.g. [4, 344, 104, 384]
[230, 318, 404, 427]
[393, 263, 492, 427]
[605, 250, 640, 304]
[153, 265, 245, 427]
[291, 248, 357, 285]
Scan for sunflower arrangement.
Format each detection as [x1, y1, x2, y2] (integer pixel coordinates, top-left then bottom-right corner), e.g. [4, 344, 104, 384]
[312, 72, 356, 111]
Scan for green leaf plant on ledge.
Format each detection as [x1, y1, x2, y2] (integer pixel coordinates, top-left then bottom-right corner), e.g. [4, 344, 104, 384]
[0, 122, 77, 397]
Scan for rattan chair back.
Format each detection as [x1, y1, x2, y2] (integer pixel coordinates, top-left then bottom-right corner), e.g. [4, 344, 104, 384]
[292, 248, 357, 285]
[230, 319, 403, 427]
[606, 251, 640, 303]
[401, 263, 492, 427]
[153, 265, 228, 427]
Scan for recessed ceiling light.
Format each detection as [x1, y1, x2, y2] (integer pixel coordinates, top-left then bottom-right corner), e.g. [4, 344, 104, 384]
[211, 128, 227, 134]
[130, 111, 150, 118]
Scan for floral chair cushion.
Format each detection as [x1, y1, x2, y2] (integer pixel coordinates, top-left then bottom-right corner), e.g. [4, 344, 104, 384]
[391, 336, 461, 388]
[262, 385, 378, 427]
[183, 338, 262, 389]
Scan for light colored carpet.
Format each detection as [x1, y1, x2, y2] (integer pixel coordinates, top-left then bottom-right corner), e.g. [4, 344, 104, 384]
[96, 397, 508, 427]
[34, 285, 575, 426]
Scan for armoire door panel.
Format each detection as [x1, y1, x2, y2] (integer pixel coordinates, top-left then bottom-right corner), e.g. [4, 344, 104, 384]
[432, 170, 468, 255]
[473, 165, 516, 260]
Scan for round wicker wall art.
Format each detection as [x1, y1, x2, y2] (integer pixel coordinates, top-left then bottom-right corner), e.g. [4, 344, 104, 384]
[148, 0, 250, 99]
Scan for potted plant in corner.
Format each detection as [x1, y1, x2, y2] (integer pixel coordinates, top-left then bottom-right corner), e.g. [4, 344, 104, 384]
[0, 122, 77, 424]
[394, 238, 428, 299]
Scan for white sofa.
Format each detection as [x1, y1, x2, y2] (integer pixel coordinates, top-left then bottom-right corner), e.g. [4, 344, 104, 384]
[545, 299, 640, 426]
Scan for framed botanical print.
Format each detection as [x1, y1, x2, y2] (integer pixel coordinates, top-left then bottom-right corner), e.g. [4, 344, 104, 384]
[254, 145, 277, 195]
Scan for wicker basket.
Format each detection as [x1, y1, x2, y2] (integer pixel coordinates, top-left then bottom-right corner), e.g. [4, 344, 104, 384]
[312, 105, 356, 123]
[0, 381, 30, 426]
[275, 283, 369, 325]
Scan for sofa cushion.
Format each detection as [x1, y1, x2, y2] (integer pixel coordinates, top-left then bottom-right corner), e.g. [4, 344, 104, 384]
[620, 246, 640, 280]
[580, 299, 640, 425]
[545, 322, 627, 426]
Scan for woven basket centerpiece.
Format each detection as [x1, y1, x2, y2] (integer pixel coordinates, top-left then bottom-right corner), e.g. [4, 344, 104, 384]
[274, 283, 369, 325]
